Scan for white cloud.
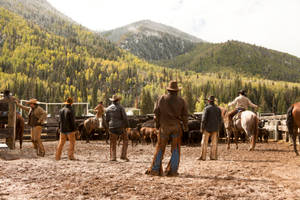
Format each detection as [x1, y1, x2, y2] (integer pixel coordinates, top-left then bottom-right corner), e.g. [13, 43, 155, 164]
[47, 0, 300, 57]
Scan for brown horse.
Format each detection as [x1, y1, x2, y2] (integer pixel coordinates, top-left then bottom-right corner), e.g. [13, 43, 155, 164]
[221, 108, 239, 149]
[80, 117, 108, 143]
[287, 102, 300, 155]
[222, 108, 258, 150]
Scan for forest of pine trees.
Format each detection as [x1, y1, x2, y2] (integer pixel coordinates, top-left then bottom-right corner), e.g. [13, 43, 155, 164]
[1, 7, 300, 116]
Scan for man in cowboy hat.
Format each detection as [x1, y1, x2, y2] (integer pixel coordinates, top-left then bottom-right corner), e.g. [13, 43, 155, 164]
[146, 80, 188, 176]
[105, 95, 129, 161]
[199, 96, 222, 160]
[227, 89, 258, 126]
[55, 97, 77, 160]
[16, 98, 47, 156]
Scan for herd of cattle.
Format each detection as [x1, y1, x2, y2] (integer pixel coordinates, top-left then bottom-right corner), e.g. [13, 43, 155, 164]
[76, 114, 270, 147]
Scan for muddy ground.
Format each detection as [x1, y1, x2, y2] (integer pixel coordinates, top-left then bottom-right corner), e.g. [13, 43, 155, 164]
[1, 140, 300, 200]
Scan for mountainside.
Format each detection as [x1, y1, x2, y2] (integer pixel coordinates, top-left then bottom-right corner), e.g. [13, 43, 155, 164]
[1, 3, 300, 114]
[0, 0, 120, 60]
[102, 20, 203, 61]
[158, 41, 300, 82]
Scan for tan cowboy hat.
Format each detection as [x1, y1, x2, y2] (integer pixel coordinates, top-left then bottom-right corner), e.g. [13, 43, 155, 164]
[64, 97, 73, 104]
[109, 94, 121, 102]
[166, 80, 181, 91]
[26, 98, 38, 105]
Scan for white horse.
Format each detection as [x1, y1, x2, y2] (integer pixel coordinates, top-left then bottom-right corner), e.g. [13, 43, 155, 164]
[222, 109, 258, 150]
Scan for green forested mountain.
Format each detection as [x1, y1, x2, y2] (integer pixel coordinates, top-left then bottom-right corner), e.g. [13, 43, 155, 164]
[0, 0, 120, 60]
[102, 20, 203, 61]
[158, 41, 300, 82]
[0, 3, 300, 115]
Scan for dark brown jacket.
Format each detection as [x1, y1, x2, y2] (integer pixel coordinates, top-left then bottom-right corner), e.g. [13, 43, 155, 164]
[18, 104, 47, 127]
[154, 92, 188, 130]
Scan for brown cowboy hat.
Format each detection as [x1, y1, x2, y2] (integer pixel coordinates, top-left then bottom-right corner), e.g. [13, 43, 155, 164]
[26, 98, 38, 105]
[109, 95, 121, 102]
[166, 80, 181, 91]
[64, 97, 73, 104]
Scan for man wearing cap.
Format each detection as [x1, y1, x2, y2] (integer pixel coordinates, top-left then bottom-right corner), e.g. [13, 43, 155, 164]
[146, 80, 188, 176]
[55, 97, 77, 160]
[17, 98, 47, 156]
[199, 96, 222, 160]
[106, 95, 129, 161]
[228, 90, 258, 126]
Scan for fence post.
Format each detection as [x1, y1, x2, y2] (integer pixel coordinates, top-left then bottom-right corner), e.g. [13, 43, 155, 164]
[274, 120, 280, 141]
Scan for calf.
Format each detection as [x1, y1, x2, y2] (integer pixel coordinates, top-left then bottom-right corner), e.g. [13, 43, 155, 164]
[188, 130, 202, 145]
[258, 128, 269, 143]
[127, 128, 141, 147]
[140, 127, 158, 146]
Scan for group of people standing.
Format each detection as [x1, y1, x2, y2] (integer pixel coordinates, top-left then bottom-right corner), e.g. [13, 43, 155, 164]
[1, 80, 258, 177]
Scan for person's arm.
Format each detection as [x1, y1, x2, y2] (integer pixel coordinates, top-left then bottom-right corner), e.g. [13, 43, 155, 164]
[153, 97, 161, 129]
[247, 98, 258, 108]
[121, 107, 129, 128]
[201, 107, 208, 132]
[16, 103, 30, 112]
[69, 108, 76, 130]
[228, 97, 237, 107]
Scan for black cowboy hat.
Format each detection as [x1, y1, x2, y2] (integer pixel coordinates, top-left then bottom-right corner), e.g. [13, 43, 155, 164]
[239, 90, 246, 96]
[3, 89, 10, 96]
[205, 95, 215, 102]
[109, 95, 121, 102]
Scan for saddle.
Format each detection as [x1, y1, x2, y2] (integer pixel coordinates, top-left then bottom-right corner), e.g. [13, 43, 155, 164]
[232, 111, 244, 129]
[233, 111, 243, 121]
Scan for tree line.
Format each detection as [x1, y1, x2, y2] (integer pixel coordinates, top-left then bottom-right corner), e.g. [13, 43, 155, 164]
[0, 8, 299, 116]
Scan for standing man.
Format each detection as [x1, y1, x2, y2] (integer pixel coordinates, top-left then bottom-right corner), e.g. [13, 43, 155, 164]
[199, 96, 222, 161]
[106, 95, 129, 161]
[55, 97, 77, 160]
[146, 80, 188, 176]
[17, 98, 47, 156]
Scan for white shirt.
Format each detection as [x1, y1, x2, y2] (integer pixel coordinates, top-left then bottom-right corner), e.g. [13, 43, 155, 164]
[228, 94, 257, 109]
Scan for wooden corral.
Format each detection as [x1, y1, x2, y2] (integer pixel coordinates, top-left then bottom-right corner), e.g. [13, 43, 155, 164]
[0, 101, 16, 149]
[259, 114, 294, 143]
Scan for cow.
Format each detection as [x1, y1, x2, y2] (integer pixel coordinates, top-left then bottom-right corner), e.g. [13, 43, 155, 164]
[127, 128, 141, 147]
[140, 127, 158, 146]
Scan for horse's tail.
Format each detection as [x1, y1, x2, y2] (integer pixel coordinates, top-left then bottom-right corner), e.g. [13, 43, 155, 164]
[287, 105, 294, 136]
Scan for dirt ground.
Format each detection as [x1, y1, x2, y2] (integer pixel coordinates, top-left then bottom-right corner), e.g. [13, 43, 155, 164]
[1, 140, 300, 200]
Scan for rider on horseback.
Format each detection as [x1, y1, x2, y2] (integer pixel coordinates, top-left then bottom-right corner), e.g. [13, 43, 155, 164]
[228, 90, 258, 126]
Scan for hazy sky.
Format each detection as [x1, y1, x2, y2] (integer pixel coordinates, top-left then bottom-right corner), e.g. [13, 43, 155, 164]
[47, 0, 300, 57]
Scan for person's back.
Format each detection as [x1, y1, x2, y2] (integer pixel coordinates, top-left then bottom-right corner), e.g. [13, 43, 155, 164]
[56, 97, 77, 160]
[199, 96, 221, 161]
[147, 80, 188, 176]
[106, 95, 129, 161]
[106, 102, 128, 130]
[155, 92, 188, 128]
[59, 104, 76, 133]
[202, 103, 222, 133]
